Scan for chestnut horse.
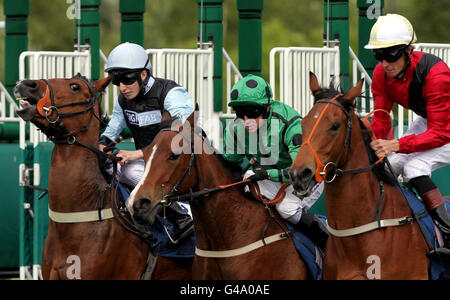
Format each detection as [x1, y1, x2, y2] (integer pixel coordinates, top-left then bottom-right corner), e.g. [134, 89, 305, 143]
[15, 75, 192, 279]
[289, 73, 429, 279]
[127, 114, 310, 279]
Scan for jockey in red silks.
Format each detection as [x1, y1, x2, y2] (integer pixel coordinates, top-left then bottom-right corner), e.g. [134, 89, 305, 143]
[366, 14, 450, 259]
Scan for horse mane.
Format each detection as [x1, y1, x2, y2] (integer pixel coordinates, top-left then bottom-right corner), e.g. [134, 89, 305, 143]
[159, 116, 181, 131]
[191, 126, 244, 181]
[214, 153, 244, 181]
[192, 127, 251, 197]
[315, 82, 397, 185]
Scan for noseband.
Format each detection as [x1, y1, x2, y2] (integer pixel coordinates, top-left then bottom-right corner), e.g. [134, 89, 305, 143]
[36, 76, 99, 143]
[301, 96, 352, 183]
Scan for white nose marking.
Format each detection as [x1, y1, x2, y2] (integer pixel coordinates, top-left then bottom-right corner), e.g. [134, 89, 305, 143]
[127, 145, 157, 213]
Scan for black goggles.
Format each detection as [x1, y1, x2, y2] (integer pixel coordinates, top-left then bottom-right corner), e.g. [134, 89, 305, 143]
[234, 105, 267, 119]
[111, 71, 141, 86]
[373, 46, 406, 63]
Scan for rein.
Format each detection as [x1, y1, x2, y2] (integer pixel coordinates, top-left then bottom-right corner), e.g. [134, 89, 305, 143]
[159, 128, 286, 206]
[36, 76, 121, 164]
[34, 77, 121, 222]
[305, 95, 415, 237]
[154, 127, 291, 257]
[36, 77, 157, 243]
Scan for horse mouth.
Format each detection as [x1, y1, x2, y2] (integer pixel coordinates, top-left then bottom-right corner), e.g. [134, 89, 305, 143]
[293, 179, 317, 198]
[132, 198, 162, 226]
[16, 99, 38, 122]
[291, 172, 317, 198]
[15, 84, 40, 122]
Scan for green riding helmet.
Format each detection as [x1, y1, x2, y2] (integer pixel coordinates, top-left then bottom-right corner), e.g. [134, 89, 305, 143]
[228, 74, 274, 107]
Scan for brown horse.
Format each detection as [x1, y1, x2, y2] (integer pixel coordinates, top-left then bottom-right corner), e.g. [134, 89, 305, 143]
[127, 113, 310, 279]
[15, 75, 192, 280]
[289, 72, 429, 279]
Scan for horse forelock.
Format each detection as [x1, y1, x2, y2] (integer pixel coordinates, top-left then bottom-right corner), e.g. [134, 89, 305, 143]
[73, 73, 91, 84]
[313, 85, 354, 114]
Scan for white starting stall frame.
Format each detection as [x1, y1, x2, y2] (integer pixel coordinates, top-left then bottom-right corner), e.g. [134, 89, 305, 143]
[101, 47, 219, 148]
[0, 81, 20, 124]
[268, 43, 450, 139]
[269, 46, 340, 118]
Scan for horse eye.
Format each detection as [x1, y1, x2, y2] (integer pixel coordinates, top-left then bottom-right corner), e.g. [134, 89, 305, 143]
[70, 83, 81, 91]
[330, 122, 341, 131]
[168, 152, 181, 161]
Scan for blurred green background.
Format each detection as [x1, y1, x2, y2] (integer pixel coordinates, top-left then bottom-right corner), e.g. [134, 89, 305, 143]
[0, 0, 449, 83]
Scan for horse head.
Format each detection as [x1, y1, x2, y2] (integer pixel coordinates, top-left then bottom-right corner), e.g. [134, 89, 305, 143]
[15, 74, 111, 142]
[289, 72, 363, 196]
[127, 112, 206, 225]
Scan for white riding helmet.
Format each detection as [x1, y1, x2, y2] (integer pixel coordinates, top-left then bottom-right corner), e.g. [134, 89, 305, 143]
[364, 14, 417, 50]
[105, 42, 152, 73]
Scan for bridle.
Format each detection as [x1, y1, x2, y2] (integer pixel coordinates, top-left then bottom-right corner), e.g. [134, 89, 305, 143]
[149, 127, 292, 255]
[301, 95, 352, 183]
[302, 95, 415, 237]
[160, 127, 199, 201]
[301, 95, 384, 184]
[34, 75, 120, 163]
[146, 127, 200, 218]
[147, 127, 256, 214]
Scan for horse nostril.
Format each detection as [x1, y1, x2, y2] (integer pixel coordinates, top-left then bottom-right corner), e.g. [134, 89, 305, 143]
[291, 167, 314, 191]
[134, 198, 150, 211]
[300, 167, 313, 179]
[22, 80, 39, 91]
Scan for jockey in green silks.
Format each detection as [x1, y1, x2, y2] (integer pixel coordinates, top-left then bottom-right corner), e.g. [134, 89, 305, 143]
[222, 74, 328, 251]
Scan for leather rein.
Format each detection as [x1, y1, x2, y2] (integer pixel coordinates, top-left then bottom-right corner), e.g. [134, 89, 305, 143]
[33, 76, 156, 242]
[304, 96, 413, 237]
[303, 96, 383, 184]
[149, 127, 292, 257]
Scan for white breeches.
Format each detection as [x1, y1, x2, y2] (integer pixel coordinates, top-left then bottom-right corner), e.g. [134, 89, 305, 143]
[109, 159, 146, 188]
[244, 170, 324, 223]
[387, 117, 450, 181]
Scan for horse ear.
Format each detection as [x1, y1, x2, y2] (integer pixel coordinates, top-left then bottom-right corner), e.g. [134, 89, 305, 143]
[309, 71, 321, 93]
[94, 75, 112, 93]
[343, 79, 364, 101]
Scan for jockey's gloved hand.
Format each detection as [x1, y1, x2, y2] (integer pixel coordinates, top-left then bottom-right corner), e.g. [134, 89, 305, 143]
[247, 167, 270, 183]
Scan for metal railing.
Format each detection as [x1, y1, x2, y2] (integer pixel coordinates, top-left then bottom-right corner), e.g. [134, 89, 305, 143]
[415, 43, 450, 65]
[101, 46, 216, 145]
[0, 81, 20, 123]
[349, 46, 374, 117]
[269, 46, 340, 118]
[221, 48, 242, 119]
